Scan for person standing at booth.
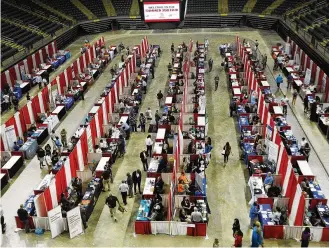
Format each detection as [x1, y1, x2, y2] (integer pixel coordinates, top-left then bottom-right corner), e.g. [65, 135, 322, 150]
[132, 169, 142, 194]
[17, 204, 30, 233]
[145, 135, 153, 157]
[249, 202, 259, 228]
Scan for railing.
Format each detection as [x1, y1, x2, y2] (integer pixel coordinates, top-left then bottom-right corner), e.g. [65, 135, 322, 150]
[284, 18, 329, 62]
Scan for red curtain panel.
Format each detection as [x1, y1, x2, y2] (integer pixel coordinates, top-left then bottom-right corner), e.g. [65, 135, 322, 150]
[321, 228, 329, 241]
[5, 116, 18, 137]
[294, 194, 305, 226]
[97, 107, 104, 136]
[134, 221, 152, 235]
[80, 130, 88, 166]
[44, 187, 53, 211]
[263, 225, 284, 239]
[89, 117, 97, 147]
[32, 96, 41, 119]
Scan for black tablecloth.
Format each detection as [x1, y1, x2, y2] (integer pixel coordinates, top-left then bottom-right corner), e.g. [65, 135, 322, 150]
[1, 174, 8, 190]
[2, 156, 24, 178]
[36, 128, 49, 144]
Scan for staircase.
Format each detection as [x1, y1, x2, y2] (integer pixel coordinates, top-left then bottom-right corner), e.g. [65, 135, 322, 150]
[130, 0, 140, 17]
[242, 0, 257, 13]
[218, 0, 229, 14]
[2, 18, 49, 37]
[261, 0, 285, 15]
[71, 0, 97, 20]
[32, 0, 76, 24]
[101, 0, 117, 16]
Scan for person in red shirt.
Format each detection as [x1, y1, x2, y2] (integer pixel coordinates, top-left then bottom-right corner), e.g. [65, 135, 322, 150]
[233, 229, 243, 247]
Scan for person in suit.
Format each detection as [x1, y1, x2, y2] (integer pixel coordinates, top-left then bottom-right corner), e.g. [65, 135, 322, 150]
[139, 150, 148, 171]
[132, 169, 142, 194]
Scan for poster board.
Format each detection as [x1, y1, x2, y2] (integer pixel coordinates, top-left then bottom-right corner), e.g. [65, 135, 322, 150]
[67, 206, 83, 239]
[48, 206, 65, 239]
[266, 125, 273, 140]
[5, 125, 17, 150]
[304, 68, 312, 85]
[265, 139, 279, 164]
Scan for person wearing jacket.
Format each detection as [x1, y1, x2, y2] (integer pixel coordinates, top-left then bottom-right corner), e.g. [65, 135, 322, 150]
[233, 229, 243, 247]
[249, 202, 259, 228]
[139, 150, 148, 171]
[232, 218, 240, 236]
[126, 173, 133, 198]
[132, 169, 142, 194]
[37, 146, 46, 169]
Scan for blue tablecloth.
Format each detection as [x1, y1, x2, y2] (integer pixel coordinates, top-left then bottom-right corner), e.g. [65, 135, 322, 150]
[309, 182, 325, 199]
[24, 195, 36, 215]
[63, 97, 74, 110]
[243, 142, 256, 164]
[317, 205, 329, 227]
[64, 51, 71, 60]
[136, 200, 151, 221]
[51, 60, 60, 69]
[13, 86, 22, 100]
[289, 144, 301, 156]
[239, 116, 249, 130]
[259, 204, 274, 227]
[19, 139, 38, 159]
[237, 105, 246, 114]
[56, 55, 66, 64]
[52, 159, 65, 172]
[263, 88, 271, 95]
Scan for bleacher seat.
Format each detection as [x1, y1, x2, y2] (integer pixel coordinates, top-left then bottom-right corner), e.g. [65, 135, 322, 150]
[2, 2, 63, 35]
[186, 0, 218, 14]
[80, 0, 107, 18]
[39, 0, 88, 20]
[111, 0, 132, 16]
[1, 44, 18, 61]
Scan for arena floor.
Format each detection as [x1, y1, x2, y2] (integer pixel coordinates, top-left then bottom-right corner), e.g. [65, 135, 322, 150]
[1, 28, 329, 247]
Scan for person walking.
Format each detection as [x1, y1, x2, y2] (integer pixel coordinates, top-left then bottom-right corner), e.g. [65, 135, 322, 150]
[208, 58, 213, 72]
[249, 202, 259, 228]
[26, 92, 31, 101]
[0, 204, 6, 234]
[281, 95, 289, 116]
[232, 218, 240, 236]
[155, 110, 161, 129]
[145, 135, 153, 157]
[300, 227, 312, 247]
[276, 74, 283, 89]
[139, 113, 146, 132]
[126, 173, 133, 198]
[213, 238, 219, 247]
[105, 193, 120, 222]
[223, 142, 232, 166]
[12, 96, 19, 112]
[303, 95, 309, 113]
[50, 130, 57, 149]
[132, 169, 142, 194]
[233, 229, 243, 247]
[60, 128, 67, 147]
[37, 146, 46, 169]
[140, 150, 148, 171]
[102, 170, 111, 192]
[292, 89, 298, 105]
[287, 73, 293, 89]
[214, 75, 219, 91]
[55, 137, 63, 154]
[118, 180, 129, 205]
[17, 204, 30, 233]
[129, 112, 137, 132]
[157, 90, 163, 107]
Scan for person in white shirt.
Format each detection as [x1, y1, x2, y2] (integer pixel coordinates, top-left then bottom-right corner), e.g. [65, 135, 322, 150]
[95, 145, 102, 154]
[99, 139, 108, 150]
[145, 107, 153, 121]
[191, 207, 203, 223]
[272, 207, 282, 225]
[142, 79, 147, 94]
[118, 180, 129, 205]
[145, 135, 153, 157]
[300, 137, 307, 149]
[3, 94, 10, 110]
[281, 95, 289, 115]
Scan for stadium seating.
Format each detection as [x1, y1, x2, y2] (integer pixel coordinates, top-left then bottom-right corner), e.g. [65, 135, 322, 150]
[273, 0, 309, 16]
[39, 0, 88, 20]
[1, 2, 63, 36]
[228, 0, 248, 13]
[252, 0, 275, 14]
[79, 0, 108, 18]
[111, 0, 133, 16]
[1, 44, 18, 61]
[186, 0, 218, 14]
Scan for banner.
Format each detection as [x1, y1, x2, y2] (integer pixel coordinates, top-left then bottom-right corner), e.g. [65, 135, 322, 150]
[48, 206, 65, 239]
[304, 68, 311, 85]
[67, 207, 83, 239]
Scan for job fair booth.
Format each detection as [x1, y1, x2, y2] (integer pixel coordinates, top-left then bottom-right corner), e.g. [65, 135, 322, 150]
[236, 36, 329, 242]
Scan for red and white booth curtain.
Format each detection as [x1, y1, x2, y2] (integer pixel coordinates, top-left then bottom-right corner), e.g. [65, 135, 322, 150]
[287, 36, 329, 102]
[1, 41, 57, 90]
